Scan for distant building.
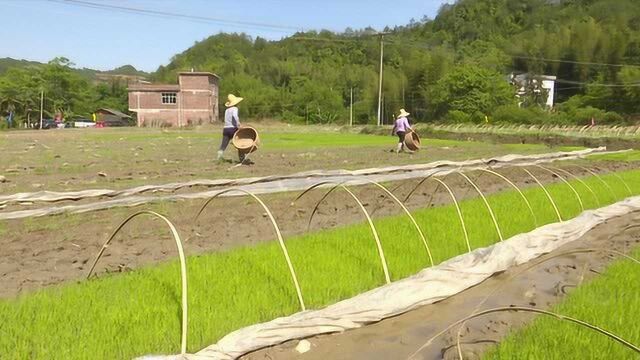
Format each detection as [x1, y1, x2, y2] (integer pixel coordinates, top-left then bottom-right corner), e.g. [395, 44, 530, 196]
[127, 71, 219, 127]
[95, 108, 133, 127]
[509, 73, 557, 109]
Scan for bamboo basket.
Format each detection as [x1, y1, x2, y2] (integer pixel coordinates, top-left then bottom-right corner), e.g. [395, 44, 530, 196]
[233, 126, 261, 154]
[404, 131, 421, 151]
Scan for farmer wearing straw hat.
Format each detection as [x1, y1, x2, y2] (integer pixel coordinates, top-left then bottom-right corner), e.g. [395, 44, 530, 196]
[217, 94, 252, 164]
[392, 109, 413, 154]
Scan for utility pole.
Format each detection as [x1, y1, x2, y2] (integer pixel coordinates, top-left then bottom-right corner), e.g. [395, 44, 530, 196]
[350, 87, 353, 127]
[376, 32, 389, 126]
[39, 90, 44, 130]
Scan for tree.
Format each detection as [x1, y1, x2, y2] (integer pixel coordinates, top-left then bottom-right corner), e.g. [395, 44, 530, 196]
[431, 64, 516, 118]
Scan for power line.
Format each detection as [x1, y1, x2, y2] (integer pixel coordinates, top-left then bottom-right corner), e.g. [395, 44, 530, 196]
[385, 36, 640, 69]
[554, 79, 640, 87]
[511, 55, 640, 68]
[48, 0, 305, 33]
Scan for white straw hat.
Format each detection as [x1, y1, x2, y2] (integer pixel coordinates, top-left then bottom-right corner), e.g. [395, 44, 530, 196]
[398, 109, 410, 118]
[225, 94, 244, 107]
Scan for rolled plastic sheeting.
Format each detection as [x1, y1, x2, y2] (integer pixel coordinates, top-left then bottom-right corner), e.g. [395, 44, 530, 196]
[0, 149, 627, 221]
[139, 195, 640, 360]
[0, 147, 618, 207]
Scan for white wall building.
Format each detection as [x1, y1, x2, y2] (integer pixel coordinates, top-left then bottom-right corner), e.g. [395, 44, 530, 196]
[509, 73, 557, 109]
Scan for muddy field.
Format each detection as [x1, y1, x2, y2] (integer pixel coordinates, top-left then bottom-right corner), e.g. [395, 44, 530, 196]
[0, 159, 633, 298]
[242, 212, 640, 360]
[0, 125, 567, 195]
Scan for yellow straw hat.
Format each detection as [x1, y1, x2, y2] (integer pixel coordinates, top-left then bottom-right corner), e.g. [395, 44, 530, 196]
[225, 94, 244, 107]
[398, 109, 410, 118]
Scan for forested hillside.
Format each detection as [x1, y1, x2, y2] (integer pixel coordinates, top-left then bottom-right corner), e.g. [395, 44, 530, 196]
[155, 0, 640, 125]
[2, 0, 640, 127]
[0, 58, 146, 127]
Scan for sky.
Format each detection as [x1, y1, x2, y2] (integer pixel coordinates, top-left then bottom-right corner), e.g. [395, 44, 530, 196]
[0, 0, 453, 72]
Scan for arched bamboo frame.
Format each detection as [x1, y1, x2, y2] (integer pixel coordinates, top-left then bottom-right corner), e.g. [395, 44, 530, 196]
[195, 188, 306, 311]
[546, 166, 602, 206]
[430, 178, 471, 253]
[570, 165, 619, 201]
[295, 180, 434, 267]
[535, 165, 584, 212]
[454, 171, 504, 241]
[408, 306, 640, 360]
[400, 175, 471, 252]
[477, 168, 538, 227]
[454, 247, 640, 359]
[522, 168, 563, 222]
[398, 168, 452, 206]
[292, 182, 392, 283]
[86, 211, 189, 355]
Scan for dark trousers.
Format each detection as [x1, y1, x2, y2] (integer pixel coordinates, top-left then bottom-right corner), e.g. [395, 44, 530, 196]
[219, 127, 237, 151]
[397, 131, 406, 143]
[219, 127, 245, 162]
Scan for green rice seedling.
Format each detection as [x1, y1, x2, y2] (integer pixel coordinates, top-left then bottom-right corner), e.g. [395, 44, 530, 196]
[0, 170, 638, 359]
[483, 247, 640, 360]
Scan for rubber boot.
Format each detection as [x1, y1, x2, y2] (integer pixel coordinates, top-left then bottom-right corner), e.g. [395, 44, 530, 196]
[395, 142, 403, 154]
[217, 150, 224, 161]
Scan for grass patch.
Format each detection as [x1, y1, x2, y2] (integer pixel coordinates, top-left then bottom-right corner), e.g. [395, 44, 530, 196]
[587, 150, 640, 162]
[1, 171, 639, 359]
[483, 247, 640, 359]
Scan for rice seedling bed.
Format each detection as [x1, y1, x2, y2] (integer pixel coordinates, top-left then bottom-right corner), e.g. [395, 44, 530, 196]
[483, 246, 640, 359]
[1, 170, 639, 359]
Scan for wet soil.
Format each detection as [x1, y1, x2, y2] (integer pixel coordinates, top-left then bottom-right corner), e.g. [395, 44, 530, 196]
[241, 212, 640, 360]
[0, 160, 633, 299]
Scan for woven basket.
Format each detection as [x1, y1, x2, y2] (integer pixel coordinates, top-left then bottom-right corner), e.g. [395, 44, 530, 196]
[404, 131, 421, 151]
[232, 126, 260, 154]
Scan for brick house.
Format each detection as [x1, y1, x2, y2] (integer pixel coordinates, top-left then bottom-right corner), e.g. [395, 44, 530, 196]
[128, 72, 219, 127]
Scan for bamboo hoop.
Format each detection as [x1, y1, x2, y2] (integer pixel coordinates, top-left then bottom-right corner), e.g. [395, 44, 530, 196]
[398, 168, 451, 206]
[341, 186, 391, 283]
[408, 306, 640, 360]
[295, 180, 434, 267]
[86, 211, 189, 355]
[431, 177, 472, 253]
[454, 247, 640, 359]
[400, 175, 471, 253]
[609, 172, 634, 197]
[570, 165, 618, 201]
[195, 188, 306, 311]
[546, 166, 601, 206]
[454, 171, 504, 241]
[477, 168, 538, 227]
[535, 165, 585, 212]
[522, 168, 563, 222]
[292, 182, 392, 283]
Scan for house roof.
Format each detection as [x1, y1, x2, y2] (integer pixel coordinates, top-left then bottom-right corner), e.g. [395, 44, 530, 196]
[128, 83, 181, 92]
[97, 108, 132, 118]
[178, 71, 220, 78]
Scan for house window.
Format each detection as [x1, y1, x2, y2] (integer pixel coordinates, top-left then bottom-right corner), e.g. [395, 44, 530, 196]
[161, 93, 177, 104]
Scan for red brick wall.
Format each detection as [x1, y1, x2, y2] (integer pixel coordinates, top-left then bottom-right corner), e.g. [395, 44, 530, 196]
[179, 74, 212, 90]
[130, 91, 179, 110]
[135, 109, 179, 127]
[129, 73, 220, 126]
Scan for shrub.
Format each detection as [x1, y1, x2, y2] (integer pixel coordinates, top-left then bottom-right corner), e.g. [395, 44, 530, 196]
[571, 106, 606, 125]
[446, 110, 472, 123]
[601, 111, 625, 125]
[492, 105, 531, 124]
[470, 111, 486, 124]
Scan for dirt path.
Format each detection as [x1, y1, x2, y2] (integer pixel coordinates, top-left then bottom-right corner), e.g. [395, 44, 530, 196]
[0, 161, 633, 298]
[241, 212, 640, 360]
